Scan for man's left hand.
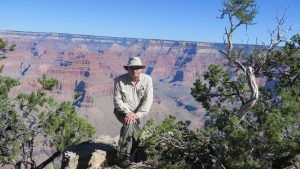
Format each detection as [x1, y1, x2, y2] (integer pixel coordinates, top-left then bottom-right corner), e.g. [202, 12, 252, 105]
[124, 112, 138, 124]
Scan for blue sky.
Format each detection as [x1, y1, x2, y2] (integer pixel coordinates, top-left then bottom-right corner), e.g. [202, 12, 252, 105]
[1, 0, 299, 44]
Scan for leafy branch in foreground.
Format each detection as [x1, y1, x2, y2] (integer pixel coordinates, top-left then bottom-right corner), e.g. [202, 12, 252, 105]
[0, 49, 95, 168]
[0, 39, 21, 165]
[0, 39, 15, 60]
[13, 78, 95, 169]
[38, 74, 58, 90]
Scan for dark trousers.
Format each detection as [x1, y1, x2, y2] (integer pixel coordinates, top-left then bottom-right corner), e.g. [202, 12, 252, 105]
[114, 109, 140, 160]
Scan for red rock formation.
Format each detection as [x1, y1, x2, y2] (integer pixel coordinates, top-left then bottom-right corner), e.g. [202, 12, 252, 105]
[0, 30, 225, 136]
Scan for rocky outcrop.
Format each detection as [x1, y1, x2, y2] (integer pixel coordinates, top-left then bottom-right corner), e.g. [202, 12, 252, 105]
[61, 136, 118, 169]
[61, 136, 150, 169]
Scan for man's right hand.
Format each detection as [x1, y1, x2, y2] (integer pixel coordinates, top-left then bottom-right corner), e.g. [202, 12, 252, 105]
[124, 112, 138, 124]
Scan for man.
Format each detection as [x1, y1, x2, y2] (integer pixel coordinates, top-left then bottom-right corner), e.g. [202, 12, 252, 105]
[113, 57, 153, 167]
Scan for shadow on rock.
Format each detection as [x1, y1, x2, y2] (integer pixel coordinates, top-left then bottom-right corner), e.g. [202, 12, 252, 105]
[61, 138, 118, 169]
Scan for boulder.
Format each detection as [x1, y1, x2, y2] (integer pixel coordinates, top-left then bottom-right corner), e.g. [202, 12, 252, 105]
[61, 135, 118, 169]
[61, 135, 151, 169]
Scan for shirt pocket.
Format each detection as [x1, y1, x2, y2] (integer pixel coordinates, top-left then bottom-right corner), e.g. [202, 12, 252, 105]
[137, 86, 146, 99]
[121, 89, 131, 102]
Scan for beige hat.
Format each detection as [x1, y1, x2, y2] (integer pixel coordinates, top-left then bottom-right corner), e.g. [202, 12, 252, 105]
[124, 57, 146, 70]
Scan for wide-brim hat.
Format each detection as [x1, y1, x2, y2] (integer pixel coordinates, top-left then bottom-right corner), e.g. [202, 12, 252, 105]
[123, 57, 146, 70]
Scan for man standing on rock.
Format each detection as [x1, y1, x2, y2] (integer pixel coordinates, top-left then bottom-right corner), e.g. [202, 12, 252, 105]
[113, 57, 153, 167]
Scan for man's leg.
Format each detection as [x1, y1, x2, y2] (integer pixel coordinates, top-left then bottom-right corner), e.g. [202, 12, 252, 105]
[118, 122, 140, 165]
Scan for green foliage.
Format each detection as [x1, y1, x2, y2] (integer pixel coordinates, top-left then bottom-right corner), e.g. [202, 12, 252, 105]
[0, 39, 16, 61]
[0, 39, 15, 60]
[11, 78, 95, 167]
[220, 0, 258, 26]
[0, 39, 21, 164]
[0, 101, 22, 164]
[264, 34, 300, 89]
[252, 87, 300, 167]
[144, 1, 300, 168]
[73, 92, 81, 100]
[38, 74, 58, 90]
[191, 64, 248, 124]
[190, 26, 300, 169]
[0, 76, 20, 99]
[39, 101, 95, 152]
[142, 115, 216, 168]
[192, 38, 300, 168]
[0, 38, 95, 167]
[0, 39, 15, 52]
[16, 91, 56, 114]
[0, 49, 95, 167]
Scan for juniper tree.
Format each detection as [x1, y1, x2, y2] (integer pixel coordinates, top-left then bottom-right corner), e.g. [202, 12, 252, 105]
[14, 75, 95, 169]
[190, 0, 300, 168]
[0, 40, 21, 165]
[143, 0, 300, 168]
[0, 39, 95, 169]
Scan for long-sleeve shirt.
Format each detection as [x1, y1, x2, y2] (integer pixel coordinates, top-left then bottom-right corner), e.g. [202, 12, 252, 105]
[114, 73, 153, 119]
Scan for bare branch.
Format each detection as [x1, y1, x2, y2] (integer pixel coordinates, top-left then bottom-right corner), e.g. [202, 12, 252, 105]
[255, 9, 292, 76]
[155, 132, 187, 150]
[219, 50, 246, 72]
[291, 73, 300, 87]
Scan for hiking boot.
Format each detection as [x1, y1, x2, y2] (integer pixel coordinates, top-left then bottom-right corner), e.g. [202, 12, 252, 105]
[118, 159, 131, 168]
[118, 154, 132, 168]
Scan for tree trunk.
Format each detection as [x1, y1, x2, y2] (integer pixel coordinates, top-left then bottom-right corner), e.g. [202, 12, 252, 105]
[238, 66, 259, 121]
[35, 151, 60, 169]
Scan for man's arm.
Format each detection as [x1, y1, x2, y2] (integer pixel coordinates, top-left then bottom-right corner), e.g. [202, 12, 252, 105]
[114, 79, 131, 114]
[136, 77, 153, 118]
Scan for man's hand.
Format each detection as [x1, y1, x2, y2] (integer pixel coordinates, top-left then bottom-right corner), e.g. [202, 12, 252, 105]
[124, 112, 138, 124]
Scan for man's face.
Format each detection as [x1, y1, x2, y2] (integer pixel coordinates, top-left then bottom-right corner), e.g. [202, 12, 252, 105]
[128, 66, 142, 80]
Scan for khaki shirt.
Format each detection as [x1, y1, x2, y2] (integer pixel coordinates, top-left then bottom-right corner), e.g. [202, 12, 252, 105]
[114, 73, 153, 118]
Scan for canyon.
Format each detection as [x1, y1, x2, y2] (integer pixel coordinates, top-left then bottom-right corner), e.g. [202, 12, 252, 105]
[0, 30, 226, 137]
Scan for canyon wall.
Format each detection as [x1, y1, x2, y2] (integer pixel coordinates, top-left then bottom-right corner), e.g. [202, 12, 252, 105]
[0, 30, 225, 136]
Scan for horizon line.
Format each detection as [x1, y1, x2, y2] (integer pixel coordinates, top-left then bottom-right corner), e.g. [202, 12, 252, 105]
[0, 29, 261, 46]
